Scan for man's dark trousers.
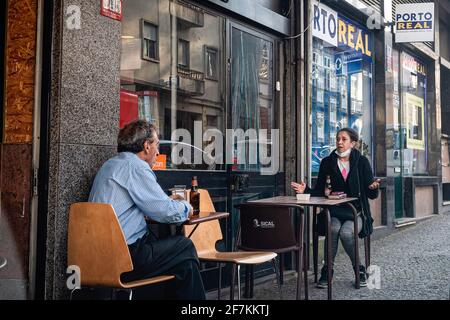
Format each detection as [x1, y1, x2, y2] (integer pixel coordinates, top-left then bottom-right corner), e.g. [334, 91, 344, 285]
[123, 232, 206, 300]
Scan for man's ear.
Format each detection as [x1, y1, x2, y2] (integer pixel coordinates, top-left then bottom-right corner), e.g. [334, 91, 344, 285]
[143, 140, 150, 152]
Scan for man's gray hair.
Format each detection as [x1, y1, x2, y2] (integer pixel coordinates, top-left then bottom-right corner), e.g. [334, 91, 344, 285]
[117, 120, 157, 153]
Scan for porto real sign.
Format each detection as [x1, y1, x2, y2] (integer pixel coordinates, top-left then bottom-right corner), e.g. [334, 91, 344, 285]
[311, 0, 372, 59]
[395, 3, 434, 43]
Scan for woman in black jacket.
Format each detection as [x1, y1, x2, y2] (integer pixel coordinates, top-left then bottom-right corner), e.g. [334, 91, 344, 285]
[291, 128, 380, 288]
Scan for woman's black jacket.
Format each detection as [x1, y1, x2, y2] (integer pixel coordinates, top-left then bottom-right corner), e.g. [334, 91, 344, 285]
[305, 148, 379, 238]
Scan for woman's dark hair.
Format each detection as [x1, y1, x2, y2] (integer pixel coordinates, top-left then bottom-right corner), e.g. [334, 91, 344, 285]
[117, 119, 157, 153]
[336, 127, 359, 143]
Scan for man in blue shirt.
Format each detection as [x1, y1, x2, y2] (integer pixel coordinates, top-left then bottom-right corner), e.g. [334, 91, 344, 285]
[89, 119, 205, 299]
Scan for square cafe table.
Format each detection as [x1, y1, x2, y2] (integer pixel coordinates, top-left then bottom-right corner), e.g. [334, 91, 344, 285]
[248, 196, 359, 300]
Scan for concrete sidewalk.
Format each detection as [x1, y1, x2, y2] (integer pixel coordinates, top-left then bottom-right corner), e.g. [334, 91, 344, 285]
[210, 212, 450, 300]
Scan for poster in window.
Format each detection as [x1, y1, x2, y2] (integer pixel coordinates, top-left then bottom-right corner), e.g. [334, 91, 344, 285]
[405, 93, 425, 150]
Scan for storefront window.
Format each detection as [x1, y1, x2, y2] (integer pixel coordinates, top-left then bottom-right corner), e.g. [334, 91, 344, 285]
[400, 52, 428, 175]
[311, 15, 374, 175]
[230, 27, 275, 172]
[120, 0, 225, 171]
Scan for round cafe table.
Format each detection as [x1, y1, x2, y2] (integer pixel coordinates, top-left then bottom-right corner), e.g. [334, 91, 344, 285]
[0, 256, 7, 269]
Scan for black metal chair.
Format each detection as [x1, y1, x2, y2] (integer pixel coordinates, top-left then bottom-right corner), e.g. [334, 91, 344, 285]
[235, 203, 308, 300]
[312, 204, 370, 289]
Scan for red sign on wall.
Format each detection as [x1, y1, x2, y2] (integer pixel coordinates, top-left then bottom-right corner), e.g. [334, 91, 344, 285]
[100, 0, 122, 21]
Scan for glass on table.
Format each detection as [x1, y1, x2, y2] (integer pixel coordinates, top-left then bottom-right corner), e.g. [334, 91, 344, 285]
[169, 185, 187, 200]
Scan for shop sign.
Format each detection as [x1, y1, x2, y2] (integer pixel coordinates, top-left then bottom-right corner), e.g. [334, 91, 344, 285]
[395, 3, 434, 43]
[337, 15, 372, 59]
[100, 0, 122, 21]
[312, 0, 338, 47]
[312, 0, 372, 59]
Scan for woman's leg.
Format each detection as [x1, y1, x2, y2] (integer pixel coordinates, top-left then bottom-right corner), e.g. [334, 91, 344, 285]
[324, 217, 342, 268]
[318, 217, 342, 287]
[339, 217, 363, 268]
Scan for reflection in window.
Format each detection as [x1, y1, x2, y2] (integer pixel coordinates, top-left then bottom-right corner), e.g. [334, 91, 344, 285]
[311, 34, 373, 175]
[259, 41, 270, 81]
[205, 46, 218, 80]
[400, 52, 427, 175]
[178, 39, 190, 68]
[142, 20, 158, 60]
[120, 0, 224, 171]
[231, 29, 275, 172]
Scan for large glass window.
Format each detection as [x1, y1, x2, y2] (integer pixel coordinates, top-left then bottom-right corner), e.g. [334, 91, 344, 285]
[230, 27, 275, 172]
[120, 0, 225, 171]
[400, 52, 428, 175]
[311, 16, 373, 175]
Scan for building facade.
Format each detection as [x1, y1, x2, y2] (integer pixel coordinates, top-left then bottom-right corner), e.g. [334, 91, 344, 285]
[0, 0, 449, 299]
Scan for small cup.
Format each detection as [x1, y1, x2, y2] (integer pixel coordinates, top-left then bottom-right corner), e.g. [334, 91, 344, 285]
[296, 193, 310, 201]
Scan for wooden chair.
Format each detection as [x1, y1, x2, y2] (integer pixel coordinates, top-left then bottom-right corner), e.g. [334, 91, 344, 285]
[184, 189, 279, 300]
[67, 202, 175, 300]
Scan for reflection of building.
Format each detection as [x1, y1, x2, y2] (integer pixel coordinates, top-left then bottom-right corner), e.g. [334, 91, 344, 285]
[120, 1, 223, 170]
[311, 14, 373, 175]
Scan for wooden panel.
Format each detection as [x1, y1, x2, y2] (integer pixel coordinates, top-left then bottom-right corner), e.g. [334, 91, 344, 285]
[4, 0, 37, 143]
[415, 186, 434, 218]
[442, 137, 450, 183]
[369, 194, 382, 227]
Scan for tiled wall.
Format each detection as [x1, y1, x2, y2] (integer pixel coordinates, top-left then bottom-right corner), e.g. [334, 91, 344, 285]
[4, 0, 37, 143]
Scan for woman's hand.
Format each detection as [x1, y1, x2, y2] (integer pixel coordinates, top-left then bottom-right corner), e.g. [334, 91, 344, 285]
[368, 179, 381, 190]
[291, 181, 307, 194]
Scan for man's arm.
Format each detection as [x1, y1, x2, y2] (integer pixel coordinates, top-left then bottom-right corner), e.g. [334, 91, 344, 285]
[126, 166, 192, 223]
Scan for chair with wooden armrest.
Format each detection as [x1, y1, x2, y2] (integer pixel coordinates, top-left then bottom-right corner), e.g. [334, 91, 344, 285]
[67, 202, 175, 300]
[184, 189, 280, 300]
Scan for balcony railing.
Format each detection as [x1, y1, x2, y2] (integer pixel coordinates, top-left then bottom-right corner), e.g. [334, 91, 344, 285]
[170, 2, 204, 28]
[166, 67, 205, 96]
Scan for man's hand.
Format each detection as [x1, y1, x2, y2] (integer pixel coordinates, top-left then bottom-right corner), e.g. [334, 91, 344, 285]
[188, 207, 194, 218]
[170, 194, 185, 201]
[368, 179, 381, 190]
[291, 181, 307, 194]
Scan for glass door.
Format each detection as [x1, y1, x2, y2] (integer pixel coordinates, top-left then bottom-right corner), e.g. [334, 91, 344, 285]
[388, 49, 428, 219]
[226, 22, 282, 251]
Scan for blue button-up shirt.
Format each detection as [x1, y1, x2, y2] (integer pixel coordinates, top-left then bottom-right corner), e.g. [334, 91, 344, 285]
[89, 152, 191, 244]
